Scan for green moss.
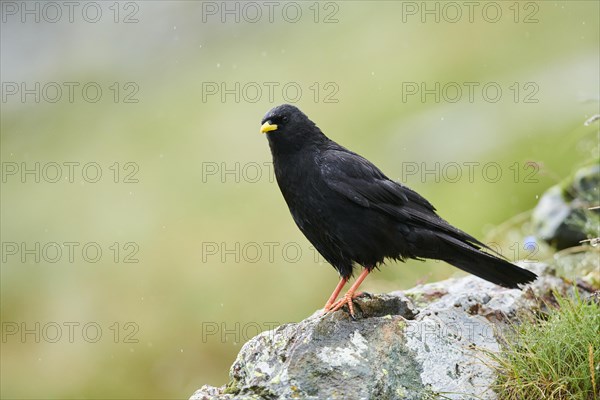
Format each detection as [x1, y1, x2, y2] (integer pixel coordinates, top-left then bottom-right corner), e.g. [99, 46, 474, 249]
[222, 380, 240, 395]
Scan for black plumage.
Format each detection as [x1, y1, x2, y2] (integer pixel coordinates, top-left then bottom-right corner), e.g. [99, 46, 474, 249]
[260, 104, 537, 316]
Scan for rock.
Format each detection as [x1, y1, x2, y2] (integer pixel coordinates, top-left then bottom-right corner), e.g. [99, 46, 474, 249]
[190, 263, 591, 400]
[532, 164, 600, 250]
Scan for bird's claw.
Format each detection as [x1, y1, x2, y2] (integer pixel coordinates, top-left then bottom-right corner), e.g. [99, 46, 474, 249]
[323, 291, 363, 318]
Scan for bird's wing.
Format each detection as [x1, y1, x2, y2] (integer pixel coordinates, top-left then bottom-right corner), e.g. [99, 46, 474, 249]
[319, 148, 500, 255]
[319, 148, 434, 212]
[319, 147, 492, 249]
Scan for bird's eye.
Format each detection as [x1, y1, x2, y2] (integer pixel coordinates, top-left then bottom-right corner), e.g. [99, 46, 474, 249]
[282, 116, 289, 122]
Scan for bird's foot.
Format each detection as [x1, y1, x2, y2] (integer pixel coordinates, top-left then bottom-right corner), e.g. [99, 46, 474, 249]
[323, 291, 363, 313]
[322, 300, 336, 313]
[325, 291, 363, 319]
[322, 268, 371, 319]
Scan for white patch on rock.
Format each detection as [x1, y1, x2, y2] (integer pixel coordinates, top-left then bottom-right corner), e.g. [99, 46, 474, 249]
[404, 282, 509, 400]
[317, 331, 368, 367]
[255, 361, 273, 377]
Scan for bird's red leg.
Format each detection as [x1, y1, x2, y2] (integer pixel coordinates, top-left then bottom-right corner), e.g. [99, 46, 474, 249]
[329, 268, 371, 318]
[323, 276, 348, 312]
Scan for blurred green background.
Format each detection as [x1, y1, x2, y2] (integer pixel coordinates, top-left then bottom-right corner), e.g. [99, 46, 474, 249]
[1, 1, 598, 399]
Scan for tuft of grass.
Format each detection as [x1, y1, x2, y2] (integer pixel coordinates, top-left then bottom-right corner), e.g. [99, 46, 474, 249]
[489, 291, 600, 400]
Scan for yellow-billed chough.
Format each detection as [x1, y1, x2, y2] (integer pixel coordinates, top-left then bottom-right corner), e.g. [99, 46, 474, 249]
[260, 104, 537, 317]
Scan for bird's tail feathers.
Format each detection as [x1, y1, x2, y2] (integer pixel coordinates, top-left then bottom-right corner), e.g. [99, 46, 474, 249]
[438, 233, 537, 288]
[415, 232, 537, 288]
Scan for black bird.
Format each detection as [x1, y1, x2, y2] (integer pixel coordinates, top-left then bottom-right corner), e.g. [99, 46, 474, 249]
[260, 104, 537, 317]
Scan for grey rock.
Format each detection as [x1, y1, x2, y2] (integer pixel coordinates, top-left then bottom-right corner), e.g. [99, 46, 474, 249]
[190, 263, 585, 400]
[532, 164, 600, 250]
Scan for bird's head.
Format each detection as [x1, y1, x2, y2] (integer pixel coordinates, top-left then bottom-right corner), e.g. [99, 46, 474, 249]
[260, 104, 325, 152]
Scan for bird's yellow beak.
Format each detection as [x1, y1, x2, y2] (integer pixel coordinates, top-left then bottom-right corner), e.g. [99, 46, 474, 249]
[260, 121, 278, 134]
